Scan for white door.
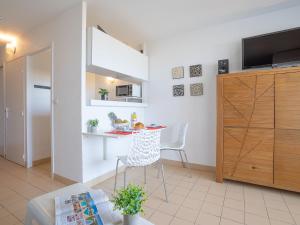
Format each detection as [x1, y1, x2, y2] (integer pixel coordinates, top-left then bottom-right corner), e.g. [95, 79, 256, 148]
[5, 57, 26, 166]
[0, 67, 4, 157]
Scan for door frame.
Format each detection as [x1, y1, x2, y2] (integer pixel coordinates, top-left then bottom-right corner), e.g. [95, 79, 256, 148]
[26, 44, 54, 176]
[2, 63, 6, 158]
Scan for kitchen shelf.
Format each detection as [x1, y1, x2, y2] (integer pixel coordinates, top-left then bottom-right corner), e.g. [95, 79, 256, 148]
[90, 100, 148, 108]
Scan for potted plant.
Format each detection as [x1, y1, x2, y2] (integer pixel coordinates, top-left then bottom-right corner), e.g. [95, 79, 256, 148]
[98, 88, 109, 100]
[111, 184, 146, 225]
[87, 119, 99, 133]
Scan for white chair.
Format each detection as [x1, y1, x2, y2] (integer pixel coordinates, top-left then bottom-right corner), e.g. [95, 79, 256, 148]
[114, 129, 168, 202]
[160, 123, 191, 175]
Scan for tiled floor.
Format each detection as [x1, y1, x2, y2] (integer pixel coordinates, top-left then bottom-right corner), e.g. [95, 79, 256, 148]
[0, 157, 65, 225]
[95, 165, 300, 225]
[1, 156, 300, 225]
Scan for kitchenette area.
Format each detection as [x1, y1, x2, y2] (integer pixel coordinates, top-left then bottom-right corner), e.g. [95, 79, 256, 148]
[82, 27, 150, 184]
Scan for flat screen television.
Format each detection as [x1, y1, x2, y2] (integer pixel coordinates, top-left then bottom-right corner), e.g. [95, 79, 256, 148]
[242, 27, 300, 69]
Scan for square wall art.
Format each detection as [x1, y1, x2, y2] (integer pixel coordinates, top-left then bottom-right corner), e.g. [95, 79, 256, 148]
[173, 84, 184, 97]
[218, 59, 229, 74]
[190, 64, 202, 77]
[172, 66, 184, 79]
[190, 83, 203, 96]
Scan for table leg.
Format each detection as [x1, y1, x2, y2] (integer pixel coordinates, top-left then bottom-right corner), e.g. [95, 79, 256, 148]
[103, 137, 107, 160]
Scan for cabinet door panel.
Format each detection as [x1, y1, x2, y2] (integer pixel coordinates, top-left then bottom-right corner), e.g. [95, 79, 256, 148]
[275, 72, 300, 129]
[223, 128, 274, 186]
[223, 75, 274, 128]
[274, 129, 300, 190]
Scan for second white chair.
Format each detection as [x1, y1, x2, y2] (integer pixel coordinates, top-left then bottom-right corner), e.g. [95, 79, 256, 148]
[160, 123, 191, 175]
[114, 129, 168, 202]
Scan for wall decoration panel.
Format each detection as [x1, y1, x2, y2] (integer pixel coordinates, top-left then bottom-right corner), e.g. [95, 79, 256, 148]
[190, 83, 203, 96]
[190, 64, 202, 77]
[172, 66, 184, 79]
[173, 84, 184, 97]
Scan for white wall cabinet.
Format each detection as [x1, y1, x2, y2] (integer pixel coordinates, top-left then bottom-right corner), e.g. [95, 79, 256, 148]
[87, 27, 148, 81]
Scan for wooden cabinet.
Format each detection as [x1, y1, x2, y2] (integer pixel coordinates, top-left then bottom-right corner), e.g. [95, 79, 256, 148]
[217, 67, 300, 192]
[222, 73, 274, 186]
[274, 72, 300, 191]
[274, 129, 300, 190]
[223, 74, 274, 128]
[223, 128, 274, 186]
[275, 72, 300, 129]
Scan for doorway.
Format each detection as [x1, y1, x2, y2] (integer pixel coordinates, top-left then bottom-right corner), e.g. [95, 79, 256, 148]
[27, 48, 53, 175]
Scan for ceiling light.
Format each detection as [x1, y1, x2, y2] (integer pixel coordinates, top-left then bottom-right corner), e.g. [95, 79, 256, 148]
[0, 33, 17, 54]
[0, 33, 16, 44]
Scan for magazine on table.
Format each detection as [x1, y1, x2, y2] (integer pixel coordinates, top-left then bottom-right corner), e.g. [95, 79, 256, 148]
[55, 190, 122, 225]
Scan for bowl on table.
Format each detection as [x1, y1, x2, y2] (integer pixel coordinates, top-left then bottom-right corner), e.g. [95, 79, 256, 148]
[113, 122, 130, 131]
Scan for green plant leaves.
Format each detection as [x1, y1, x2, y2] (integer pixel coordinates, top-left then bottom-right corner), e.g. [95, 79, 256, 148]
[98, 88, 109, 95]
[87, 119, 99, 127]
[111, 184, 147, 216]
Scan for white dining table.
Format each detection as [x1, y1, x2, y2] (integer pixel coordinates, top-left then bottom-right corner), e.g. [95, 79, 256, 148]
[82, 127, 166, 160]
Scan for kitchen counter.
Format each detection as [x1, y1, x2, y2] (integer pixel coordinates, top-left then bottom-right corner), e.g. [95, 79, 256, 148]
[90, 99, 148, 108]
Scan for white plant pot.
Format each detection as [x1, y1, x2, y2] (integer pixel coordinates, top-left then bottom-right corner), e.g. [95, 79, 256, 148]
[88, 126, 97, 133]
[123, 214, 139, 225]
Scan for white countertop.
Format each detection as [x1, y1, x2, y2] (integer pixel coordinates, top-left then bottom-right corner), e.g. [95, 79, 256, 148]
[90, 99, 148, 108]
[82, 130, 131, 138]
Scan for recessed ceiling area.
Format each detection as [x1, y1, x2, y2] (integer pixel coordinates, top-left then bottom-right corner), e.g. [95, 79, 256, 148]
[87, 0, 300, 48]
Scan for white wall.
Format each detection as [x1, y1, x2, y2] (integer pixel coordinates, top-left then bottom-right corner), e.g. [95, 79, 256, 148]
[27, 49, 51, 162]
[86, 72, 96, 104]
[7, 2, 86, 181]
[146, 5, 300, 167]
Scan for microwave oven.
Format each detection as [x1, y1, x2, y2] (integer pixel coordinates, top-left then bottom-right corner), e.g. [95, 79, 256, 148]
[116, 84, 141, 97]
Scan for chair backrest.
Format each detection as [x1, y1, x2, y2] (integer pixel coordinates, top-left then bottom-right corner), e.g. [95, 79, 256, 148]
[127, 129, 161, 167]
[177, 123, 188, 149]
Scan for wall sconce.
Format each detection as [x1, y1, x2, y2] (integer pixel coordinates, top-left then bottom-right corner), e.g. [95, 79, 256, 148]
[6, 42, 16, 54]
[106, 76, 115, 84]
[0, 33, 17, 55]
